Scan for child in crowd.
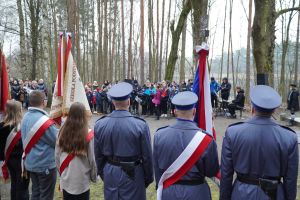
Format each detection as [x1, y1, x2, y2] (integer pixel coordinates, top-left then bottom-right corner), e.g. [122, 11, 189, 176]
[55, 102, 97, 200]
[152, 84, 161, 120]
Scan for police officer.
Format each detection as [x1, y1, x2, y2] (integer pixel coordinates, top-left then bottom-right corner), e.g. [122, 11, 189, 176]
[153, 91, 219, 200]
[94, 82, 153, 200]
[220, 85, 299, 200]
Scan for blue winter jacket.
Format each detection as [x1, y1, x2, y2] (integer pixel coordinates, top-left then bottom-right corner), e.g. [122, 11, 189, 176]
[210, 81, 220, 95]
[21, 107, 58, 173]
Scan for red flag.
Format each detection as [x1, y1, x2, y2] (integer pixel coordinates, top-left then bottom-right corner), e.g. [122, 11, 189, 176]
[0, 50, 9, 112]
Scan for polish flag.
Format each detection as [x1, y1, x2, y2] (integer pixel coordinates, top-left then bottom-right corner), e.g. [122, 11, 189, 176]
[193, 43, 220, 180]
[193, 43, 215, 138]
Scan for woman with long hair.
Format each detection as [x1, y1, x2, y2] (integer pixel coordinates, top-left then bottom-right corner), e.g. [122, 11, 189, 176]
[0, 100, 29, 200]
[55, 102, 97, 200]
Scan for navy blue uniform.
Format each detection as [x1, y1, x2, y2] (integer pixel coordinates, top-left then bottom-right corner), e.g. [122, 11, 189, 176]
[220, 116, 299, 200]
[153, 119, 219, 200]
[94, 110, 153, 200]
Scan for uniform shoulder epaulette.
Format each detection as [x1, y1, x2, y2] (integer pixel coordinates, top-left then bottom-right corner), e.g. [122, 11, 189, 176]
[133, 116, 146, 123]
[156, 126, 169, 132]
[96, 115, 108, 123]
[279, 125, 296, 134]
[228, 121, 244, 127]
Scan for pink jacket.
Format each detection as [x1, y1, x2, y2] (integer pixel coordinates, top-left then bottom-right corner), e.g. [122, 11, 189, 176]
[152, 89, 161, 105]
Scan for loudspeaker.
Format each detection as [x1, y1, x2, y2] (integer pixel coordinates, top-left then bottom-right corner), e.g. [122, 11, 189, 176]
[257, 74, 268, 85]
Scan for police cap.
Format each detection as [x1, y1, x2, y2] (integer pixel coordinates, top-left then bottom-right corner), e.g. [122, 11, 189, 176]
[107, 82, 133, 101]
[250, 85, 281, 112]
[171, 91, 198, 110]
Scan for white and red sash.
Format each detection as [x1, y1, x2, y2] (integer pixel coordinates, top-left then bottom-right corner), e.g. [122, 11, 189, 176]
[1, 127, 21, 180]
[22, 115, 54, 173]
[157, 131, 212, 200]
[59, 130, 94, 175]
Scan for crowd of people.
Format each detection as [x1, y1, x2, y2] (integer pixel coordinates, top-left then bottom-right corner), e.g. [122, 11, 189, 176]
[9, 75, 299, 123]
[84, 79, 194, 120]
[0, 83, 298, 200]
[84, 77, 248, 120]
[210, 77, 245, 118]
[9, 78, 48, 108]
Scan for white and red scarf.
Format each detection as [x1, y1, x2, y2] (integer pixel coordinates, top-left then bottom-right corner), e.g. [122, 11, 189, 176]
[1, 126, 21, 180]
[156, 130, 212, 200]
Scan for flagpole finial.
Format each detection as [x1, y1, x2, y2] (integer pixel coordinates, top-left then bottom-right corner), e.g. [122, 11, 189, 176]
[66, 32, 72, 38]
[195, 43, 209, 53]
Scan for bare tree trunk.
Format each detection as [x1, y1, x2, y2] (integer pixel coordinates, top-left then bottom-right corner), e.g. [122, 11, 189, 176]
[252, 1, 275, 86]
[27, 0, 42, 80]
[85, 1, 90, 82]
[82, 28, 86, 83]
[180, 12, 187, 82]
[140, 0, 145, 82]
[279, 0, 295, 96]
[165, 0, 192, 81]
[67, 0, 77, 58]
[108, 0, 113, 81]
[49, 0, 58, 81]
[230, 29, 236, 95]
[295, 1, 300, 84]
[75, 0, 81, 75]
[92, 0, 96, 81]
[111, 0, 117, 82]
[245, 0, 252, 103]
[226, 0, 233, 79]
[103, 0, 108, 81]
[164, 0, 172, 72]
[219, 0, 228, 83]
[17, 0, 26, 76]
[121, 0, 126, 79]
[192, 0, 208, 46]
[97, 0, 103, 81]
[252, 1, 300, 85]
[159, 0, 165, 81]
[117, 24, 121, 81]
[128, 0, 134, 79]
[154, 0, 159, 82]
[148, 0, 153, 81]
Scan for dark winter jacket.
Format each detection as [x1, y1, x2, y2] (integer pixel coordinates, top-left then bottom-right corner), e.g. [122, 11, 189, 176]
[11, 84, 20, 101]
[287, 90, 299, 111]
[232, 89, 245, 108]
[0, 122, 23, 161]
[37, 83, 48, 97]
[221, 82, 231, 100]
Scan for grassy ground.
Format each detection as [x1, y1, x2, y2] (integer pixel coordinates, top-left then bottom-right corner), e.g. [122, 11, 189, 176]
[54, 179, 220, 200]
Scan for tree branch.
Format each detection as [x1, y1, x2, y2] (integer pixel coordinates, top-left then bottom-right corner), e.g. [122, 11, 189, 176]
[276, 7, 300, 19]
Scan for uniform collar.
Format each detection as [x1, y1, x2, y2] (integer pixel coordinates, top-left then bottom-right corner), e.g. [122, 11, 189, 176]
[169, 119, 199, 130]
[246, 115, 277, 125]
[109, 110, 132, 117]
[28, 107, 49, 116]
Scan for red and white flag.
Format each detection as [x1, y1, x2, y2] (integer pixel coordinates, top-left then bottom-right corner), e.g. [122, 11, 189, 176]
[0, 50, 9, 112]
[50, 33, 91, 124]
